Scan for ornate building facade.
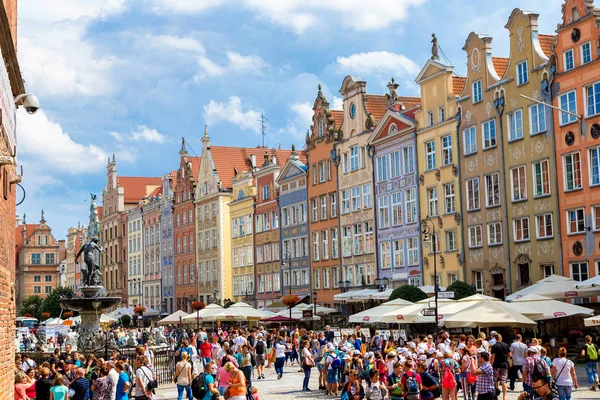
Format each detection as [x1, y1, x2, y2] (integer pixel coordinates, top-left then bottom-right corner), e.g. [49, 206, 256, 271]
[277, 147, 310, 297]
[369, 83, 422, 287]
[126, 205, 143, 307]
[160, 172, 176, 314]
[415, 55, 465, 287]
[552, 0, 600, 290]
[141, 187, 163, 311]
[306, 85, 343, 307]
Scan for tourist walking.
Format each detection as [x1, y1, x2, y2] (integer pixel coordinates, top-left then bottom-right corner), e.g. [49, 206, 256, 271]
[240, 345, 253, 387]
[274, 336, 286, 380]
[509, 334, 527, 391]
[490, 334, 511, 400]
[301, 339, 314, 392]
[255, 333, 266, 380]
[200, 362, 220, 400]
[551, 347, 578, 400]
[580, 335, 599, 391]
[134, 355, 154, 400]
[174, 351, 193, 400]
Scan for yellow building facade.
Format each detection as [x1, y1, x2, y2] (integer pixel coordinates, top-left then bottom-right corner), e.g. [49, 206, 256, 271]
[415, 55, 466, 287]
[229, 171, 256, 303]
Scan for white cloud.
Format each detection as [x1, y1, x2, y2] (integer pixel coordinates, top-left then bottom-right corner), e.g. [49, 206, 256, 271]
[150, 0, 225, 14]
[203, 96, 262, 133]
[335, 51, 420, 77]
[243, 0, 425, 34]
[108, 131, 123, 141]
[194, 53, 268, 81]
[144, 34, 206, 53]
[17, 109, 108, 174]
[131, 125, 167, 144]
[290, 102, 314, 130]
[18, 0, 125, 97]
[227, 52, 268, 73]
[332, 96, 344, 111]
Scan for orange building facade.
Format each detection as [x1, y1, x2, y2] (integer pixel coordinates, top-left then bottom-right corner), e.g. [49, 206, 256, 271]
[306, 85, 343, 307]
[552, 0, 600, 288]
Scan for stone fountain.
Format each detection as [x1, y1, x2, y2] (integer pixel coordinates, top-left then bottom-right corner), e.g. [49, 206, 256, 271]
[60, 203, 121, 353]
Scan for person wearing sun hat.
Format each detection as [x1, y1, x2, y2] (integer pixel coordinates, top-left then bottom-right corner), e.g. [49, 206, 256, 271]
[439, 349, 460, 400]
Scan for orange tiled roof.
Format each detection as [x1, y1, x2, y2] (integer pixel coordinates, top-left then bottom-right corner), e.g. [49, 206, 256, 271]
[365, 95, 388, 122]
[492, 57, 509, 78]
[538, 34, 555, 58]
[117, 176, 162, 204]
[15, 224, 39, 252]
[397, 96, 421, 109]
[331, 110, 344, 129]
[97, 206, 103, 220]
[452, 76, 467, 95]
[147, 185, 163, 198]
[188, 156, 201, 181]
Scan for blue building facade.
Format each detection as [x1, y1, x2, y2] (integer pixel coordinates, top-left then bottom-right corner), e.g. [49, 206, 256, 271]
[160, 172, 175, 314]
[276, 148, 310, 298]
[369, 108, 423, 287]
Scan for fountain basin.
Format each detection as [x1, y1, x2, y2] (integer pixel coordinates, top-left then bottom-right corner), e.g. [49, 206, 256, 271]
[60, 297, 121, 312]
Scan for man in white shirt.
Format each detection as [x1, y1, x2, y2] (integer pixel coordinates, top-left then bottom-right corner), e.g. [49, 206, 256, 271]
[509, 334, 528, 391]
[233, 331, 247, 352]
[105, 361, 119, 400]
[21, 354, 36, 371]
[489, 331, 498, 347]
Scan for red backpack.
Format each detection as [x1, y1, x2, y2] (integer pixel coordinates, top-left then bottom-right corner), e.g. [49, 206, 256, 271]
[441, 362, 456, 389]
[376, 360, 388, 382]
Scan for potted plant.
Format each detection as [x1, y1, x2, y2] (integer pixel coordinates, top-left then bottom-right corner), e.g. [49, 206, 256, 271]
[191, 301, 206, 311]
[63, 311, 74, 318]
[41, 312, 50, 320]
[133, 305, 146, 316]
[282, 294, 300, 307]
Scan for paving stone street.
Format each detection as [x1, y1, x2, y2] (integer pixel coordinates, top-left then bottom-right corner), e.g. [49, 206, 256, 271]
[154, 364, 599, 400]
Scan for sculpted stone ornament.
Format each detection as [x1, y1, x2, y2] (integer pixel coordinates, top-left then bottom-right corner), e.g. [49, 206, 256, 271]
[127, 331, 137, 347]
[431, 33, 439, 60]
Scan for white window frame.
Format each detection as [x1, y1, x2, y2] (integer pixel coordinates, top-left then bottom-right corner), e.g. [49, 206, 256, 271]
[407, 237, 419, 266]
[487, 221, 502, 245]
[564, 151, 582, 191]
[536, 213, 554, 239]
[403, 145, 415, 174]
[378, 195, 390, 229]
[563, 49, 574, 71]
[377, 155, 388, 182]
[472, 80, 482, 103]
[391, 191, 403, 226]
[571, 262, 589, 282]
[516, 60, 528, 85]
[390, 150, 401, 178]
[593, 205, 600, 231]
[438, 106, 445, 123]
[508, 109, 523, 141]
[513, 217, 530, 242]
[442, 135, 453, 166]
[511, 165, 527, 202]
[405, 189, 417, 224]
[427, 187, 438, 217]
[581, 41, 592, 65]
[559, 91, 577, 125]
[482, 119, 497, 149]
[466, 177, 480, 211]
[427, 110, 434, 127]
[350, 145, 360, 172]
[586, 81, 600, 117]
[590, 146, 600, 187]
[485, 173, 500, 207]
[533, 159, 551, 197]
[463, 126, 477, 155]
[566, 208, 585, 234]
[529, 104, 547, 135]
[444, 183, 455, 214]
[425, 141, 436, 170]
[446, 231, 457, 251]
[362, 184, 372, 209]
[468, 225, 482, 248]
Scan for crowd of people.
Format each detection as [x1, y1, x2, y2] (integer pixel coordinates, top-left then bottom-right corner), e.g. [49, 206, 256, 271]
[13, 324, 600, 400]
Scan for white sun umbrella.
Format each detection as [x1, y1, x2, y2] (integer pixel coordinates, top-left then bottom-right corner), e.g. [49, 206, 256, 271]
[507, 294, 594, 321]
[436, 294, 500, 322]
[505, 274, 591, 301]
[381, 298, 455, 323]
[44, 317, 64, 325]
[584, 315, 600, 327]
[291, 303, 338, 315]
[258, 309, 278, 318]
[575, 275, 600, 289]
[443, 300, 537, 328]
[349, 298, 413, 324]
[100, 314, 118, 323]
[182, 304, 224, 323]
[203, 302, 268, 322]
[419, 285, 446, 295]
[158, 310, 190, 325]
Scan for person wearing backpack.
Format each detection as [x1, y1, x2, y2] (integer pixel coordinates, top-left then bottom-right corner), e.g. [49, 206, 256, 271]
[326, 345, 341, 396]
[174, 352, 193, 400]
[522, 347, 550, 396]
[438, 349, 460, 400]
[192, 361, 220, 400]
[385, 362, 405, 400]
[254, 333, 266, 380]
[469, 352, 495, 400]
[580, 335, 599, 391]
[401, 360, 422, 400]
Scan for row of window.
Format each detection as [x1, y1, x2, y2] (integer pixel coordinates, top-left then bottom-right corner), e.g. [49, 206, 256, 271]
[341, 185, 372, 214]
[232, 274, 254, 297]
[342, 145, 367, 174]
[255, 211, 279, 233]
[376, 146, 415, 182]
[257, 272, 282, 293]
[175, 209, 193, 227]
[562, 41, 593, 73]
[32, 275, 53, 283]
[281, 202, 308, 227]
[426, 106, 446, 127]
[510, 160, 551, 201]
[342, 222, 375, 257]
[176, 264, 195, 285]
[379, 237, 421, 269]
[282, 268, 310, 288]
[311, 229, 339, 261]
[562, 148, 600, 191]
[232, 215, 253, 238]
[33, 286, 53, 294]
[128, 279, 143, 295]
[30, 253, 56, 265]
[175, 235, 194, 254]
[310, 192, 337, 222]
[196, 229, 218, 251]
[424, 136, 453, 170]
[282, 236, 309, 259]
[255, 242, 280, 264]
[312, 158, 334, 185]
[377, 188, 418, 228]
[128, 235, 141, 252]
[197, 259, 219, 285]
[197, 203, 217, 222]
[128, 256, 142, 276]
[466, 213, 554, 249]
[232, 245, 254, 268]
[144, 225, 160, 246]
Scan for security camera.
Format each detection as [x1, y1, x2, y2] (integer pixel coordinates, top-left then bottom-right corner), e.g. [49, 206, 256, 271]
[14, 93, 40, 114]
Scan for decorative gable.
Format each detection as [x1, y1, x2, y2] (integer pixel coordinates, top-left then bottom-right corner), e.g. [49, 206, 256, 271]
[277, 162, 306, 183]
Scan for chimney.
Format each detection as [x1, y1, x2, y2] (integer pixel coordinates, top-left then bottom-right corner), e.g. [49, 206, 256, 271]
[251, 154, 256, 168]
[272, 155, 277, 165]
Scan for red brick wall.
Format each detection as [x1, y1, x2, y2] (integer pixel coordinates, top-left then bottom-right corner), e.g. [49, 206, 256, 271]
[0, 162, 16, 400]
[2, 0, 16, 48]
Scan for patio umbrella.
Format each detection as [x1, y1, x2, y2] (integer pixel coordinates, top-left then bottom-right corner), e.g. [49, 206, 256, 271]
[507, 294, 594, 320]
[203, 302, 268, 322]
[262, 315, 300, 323]
[43, 317, 64, 325]
[575, 275, 600, 289]
[505, 274, 589, 301]
[100, 314, 118, 323]
[443, 300, 537, 328]
[419, 285, 446, 295]
[349, 298, 413, 324]
[381, 298, 455, 323]
[258, 309, 278, 318]
[182, 304, 224, 323]
[584, 315, 600, 327]
[285, 303, 338, 316]
[158, 310, 190, 325]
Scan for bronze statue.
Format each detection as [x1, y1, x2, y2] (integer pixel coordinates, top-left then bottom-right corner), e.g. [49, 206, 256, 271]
[75, 237, 103, 286]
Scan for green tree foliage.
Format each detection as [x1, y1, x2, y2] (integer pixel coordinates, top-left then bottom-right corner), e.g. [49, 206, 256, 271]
[223, 299, 234, 309]
[119, 314, 132, 327]
[389, 285, 428, 303]
[20, 295, 43, 319]
[40, 287, 75, 318]
[446, 280, 476, 300]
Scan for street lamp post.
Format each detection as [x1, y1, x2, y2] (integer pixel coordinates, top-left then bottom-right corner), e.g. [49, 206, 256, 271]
[420, 218, 439, 337]
[312, 290, 317, 329]
[282, 250, 293, 328]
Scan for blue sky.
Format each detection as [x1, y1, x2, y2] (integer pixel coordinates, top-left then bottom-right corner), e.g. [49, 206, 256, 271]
[16, 0, 562, 240]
